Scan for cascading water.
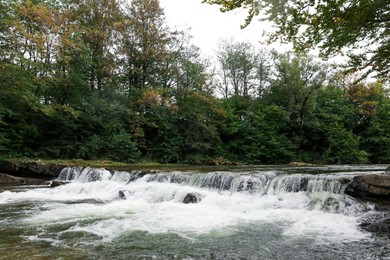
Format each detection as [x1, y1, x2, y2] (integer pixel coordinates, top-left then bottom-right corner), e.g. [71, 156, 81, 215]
[56, 167, 362, 209]
[0, 166, 389, 259]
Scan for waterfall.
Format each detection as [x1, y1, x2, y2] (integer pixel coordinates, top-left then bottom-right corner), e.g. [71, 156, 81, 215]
[57, 167, 354, 196]
[57, 166, 377, 216]
[58, 167, 111, 182]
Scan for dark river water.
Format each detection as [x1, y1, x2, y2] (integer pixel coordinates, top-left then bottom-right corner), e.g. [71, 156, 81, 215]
[0, 165, 389, 259]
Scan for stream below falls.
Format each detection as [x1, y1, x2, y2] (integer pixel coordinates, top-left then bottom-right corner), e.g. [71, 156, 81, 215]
[0, 165, 389, 259]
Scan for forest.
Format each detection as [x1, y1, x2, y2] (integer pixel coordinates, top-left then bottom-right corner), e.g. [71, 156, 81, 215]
[0, 0, 389, 164]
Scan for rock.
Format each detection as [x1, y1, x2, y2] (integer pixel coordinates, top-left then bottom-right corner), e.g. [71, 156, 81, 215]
[182, 192, 202, 204]
[0, 159, 64, 179]
[47, 180, 67, 188]
[0, 173, 47, 185]
[360, 218, 390, 236]
[338, 177, 351, 185]
[127, 170, 159, 183]
[385, 166, 390, 175]
[118, 190, 126, 199]
[322, 197, 340, 211]
[345, 174, 390, 199]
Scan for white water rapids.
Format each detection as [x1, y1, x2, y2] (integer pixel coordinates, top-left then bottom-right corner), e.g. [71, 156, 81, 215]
[1, 166, 389, 259]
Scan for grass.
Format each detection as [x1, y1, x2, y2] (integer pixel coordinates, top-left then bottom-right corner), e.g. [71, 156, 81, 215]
[1, 157, 192, 172]
[0, 157, 266, 173]
[0, 157, 384, 174]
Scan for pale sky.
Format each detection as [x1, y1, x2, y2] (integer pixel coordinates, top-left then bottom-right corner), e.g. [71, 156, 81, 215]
[159, 0, 279, 56]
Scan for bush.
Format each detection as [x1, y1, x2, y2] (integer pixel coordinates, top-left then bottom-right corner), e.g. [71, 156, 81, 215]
[106, 131, 140, 162]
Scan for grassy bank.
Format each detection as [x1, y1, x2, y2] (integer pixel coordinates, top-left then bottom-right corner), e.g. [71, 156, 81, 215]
[0, 157, 263, 173]
[0, 157, 194, 172]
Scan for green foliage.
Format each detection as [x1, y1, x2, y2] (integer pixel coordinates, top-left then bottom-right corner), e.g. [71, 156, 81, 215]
[1, 0, 390, 165]
[173, 42, 212, 93]
[135, 89, 183, 162]
[322, 123, 368, 164]
[77, 135, 103, 160]
[106, 131, 140, 162]
[68, 0, 123, 90]
[222, 98, 295, 164]
[121, 0, 175, 91]
[216, 39, 257, 97]
[203, 0, 390, 80]
[0, 107, 10, 152]
[176, 89, 225, 159]
[75, 130, 140, 162]
[361, 98, 390, 163]
[263, 52, 326, 125]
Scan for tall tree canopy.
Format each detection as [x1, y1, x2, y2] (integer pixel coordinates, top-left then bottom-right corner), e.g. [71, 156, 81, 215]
[121, 0, 175, 92]
[1, 0, 390, 164]
[202, 0, 390, 80]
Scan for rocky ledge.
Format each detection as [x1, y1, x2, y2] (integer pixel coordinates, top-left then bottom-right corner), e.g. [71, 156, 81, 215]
[360, 217, 390, 237]
[345, 174, 390, 200]
[345, 172, 390, 236]
[0, 159, 64, 180]
[0, 172, 48, 185]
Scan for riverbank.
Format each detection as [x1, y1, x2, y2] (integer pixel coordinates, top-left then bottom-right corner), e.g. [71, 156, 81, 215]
[0, 158, 187, 179]
[0, 172, 48, 185]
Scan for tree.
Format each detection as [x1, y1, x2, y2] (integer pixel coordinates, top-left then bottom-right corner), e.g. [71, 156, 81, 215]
[216, 39, 258, 97]
[0, 62, 39, 155]
[254, 48, 272, 98]
[0, 108, 9, 152]
[172, 42, 212, 93]
[307, 85, 368, 163]
[0, 0, 62, 156]
[260, 52, 330, 161]
[322, 122, 368, 164]
[264, 52, 327, 126]
[361, 96, 390, 163]
[121, 0, 175, 92]
[346, 81, 384, 133]
[221, 98, 295, 163]
[175, 89, 226, 163]
[202, 0, 390, 79]
[4, 0, 65, 78]
[134, 89, 181, 161]
[68, 0, 123, 91]
[0, 1, 12, 59]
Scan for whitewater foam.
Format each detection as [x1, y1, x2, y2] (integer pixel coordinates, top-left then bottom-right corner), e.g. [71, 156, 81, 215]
[1, 167, 380, 246]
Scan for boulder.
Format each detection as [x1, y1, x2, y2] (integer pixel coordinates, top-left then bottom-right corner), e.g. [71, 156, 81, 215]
[127, 170, 159, 183]
[0, 159, 64, 179]
[360, 218, 390, 236]
[322, 197, 340, 211]
[118, 190, 126, 200]
[385, 166, 390, 175]
[345, 174, 390, 199]
[48, 180, 67, 188]
[182, 192, 202, 204]
[0, 173, 47, 185]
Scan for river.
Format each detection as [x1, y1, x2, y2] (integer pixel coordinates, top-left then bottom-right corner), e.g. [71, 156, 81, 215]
[0, 165, 389, 259]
